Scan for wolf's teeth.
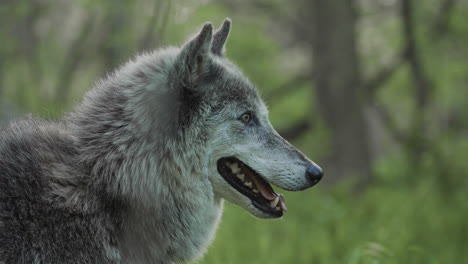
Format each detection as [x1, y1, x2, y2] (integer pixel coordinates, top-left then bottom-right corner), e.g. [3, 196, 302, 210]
[229, 163, 240, 174]
[253, 189, 259, 193]
[244, 182, 252, 188]
[237, 174, 245, 181]
[270, 196, 279, 208]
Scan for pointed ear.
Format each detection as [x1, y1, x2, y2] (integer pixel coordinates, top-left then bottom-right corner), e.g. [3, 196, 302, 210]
[177, 22, 214, 85]
[211, 18, 231, 56]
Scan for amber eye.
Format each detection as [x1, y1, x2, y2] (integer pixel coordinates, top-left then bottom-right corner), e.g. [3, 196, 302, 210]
[239, 113, 252, 124]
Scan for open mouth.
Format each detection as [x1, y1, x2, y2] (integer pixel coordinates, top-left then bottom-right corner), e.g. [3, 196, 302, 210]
[217, 157, 287, 217]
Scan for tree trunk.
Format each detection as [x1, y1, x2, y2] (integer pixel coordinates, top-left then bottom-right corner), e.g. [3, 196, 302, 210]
[308, 0, 372, 187]
[401, 0, 432, 172]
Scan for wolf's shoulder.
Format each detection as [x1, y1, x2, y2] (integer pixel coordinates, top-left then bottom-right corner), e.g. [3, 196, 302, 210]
[0, 117, 118, 263]
[0, 116, 76, 159]
[0, 116, 78, 194]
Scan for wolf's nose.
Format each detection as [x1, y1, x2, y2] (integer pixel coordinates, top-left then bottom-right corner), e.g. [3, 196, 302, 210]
[306, 163, 323, 185]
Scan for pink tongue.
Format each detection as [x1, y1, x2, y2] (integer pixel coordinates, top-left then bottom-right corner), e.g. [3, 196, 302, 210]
[259, 186, 277, 201]
[239, 163, 287, 211]
[249, 174, 277, 201]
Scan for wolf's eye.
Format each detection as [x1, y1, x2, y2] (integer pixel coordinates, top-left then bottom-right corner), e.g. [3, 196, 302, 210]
[239, 113, 252, 124]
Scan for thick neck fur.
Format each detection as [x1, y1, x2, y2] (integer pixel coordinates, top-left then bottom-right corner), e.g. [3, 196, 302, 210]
[68, 50, 223, 263]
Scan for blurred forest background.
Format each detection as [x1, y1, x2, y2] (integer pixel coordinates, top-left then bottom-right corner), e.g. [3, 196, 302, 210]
[1, 0, 467, 263]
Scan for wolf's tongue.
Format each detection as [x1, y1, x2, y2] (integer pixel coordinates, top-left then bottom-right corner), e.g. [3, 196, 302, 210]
[256, 182, 277, 201]
[239, 163, 287, 211]
[247, 171, 277, 201]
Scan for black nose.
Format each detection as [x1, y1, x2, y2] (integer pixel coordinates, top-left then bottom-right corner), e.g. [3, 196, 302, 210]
[306, 163, 323, 185]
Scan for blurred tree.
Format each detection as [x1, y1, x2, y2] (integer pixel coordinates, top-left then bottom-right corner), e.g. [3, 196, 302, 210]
[307, 0, 372, 186]
[0, 0, 172, 111]
[54, 16, 95, 104]
[400, 0, 433, 173]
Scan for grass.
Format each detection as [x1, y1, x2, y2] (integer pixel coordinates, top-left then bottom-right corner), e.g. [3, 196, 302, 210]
[199, 177, 467, 264]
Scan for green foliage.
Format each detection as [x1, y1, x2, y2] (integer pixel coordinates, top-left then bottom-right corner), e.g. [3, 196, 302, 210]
[200, 170, 467, 264]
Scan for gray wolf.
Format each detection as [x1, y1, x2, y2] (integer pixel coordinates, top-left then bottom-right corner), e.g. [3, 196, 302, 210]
[0, 19, 323, 263]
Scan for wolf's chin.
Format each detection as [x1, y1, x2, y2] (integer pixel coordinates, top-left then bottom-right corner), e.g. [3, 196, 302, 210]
[216, 157, 287, 218]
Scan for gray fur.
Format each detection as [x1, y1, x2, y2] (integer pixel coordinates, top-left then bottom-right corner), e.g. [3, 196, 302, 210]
[0, 18, 321, 263]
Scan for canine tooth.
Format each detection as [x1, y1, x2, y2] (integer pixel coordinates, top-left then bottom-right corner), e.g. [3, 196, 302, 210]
[253, 189, 259, 193]
[270, 196, 279, 208]
[244, 182, 252, 188]
[237, 174, 245, 181]
[275, 206, 280, 211]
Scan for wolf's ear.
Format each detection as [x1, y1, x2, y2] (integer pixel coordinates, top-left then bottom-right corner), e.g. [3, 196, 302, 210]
[211, 18, 231, 56]
[176, 22, 214, 85]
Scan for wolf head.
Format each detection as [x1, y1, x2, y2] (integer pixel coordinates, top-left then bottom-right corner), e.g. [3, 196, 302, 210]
[73, 19, 323, 219]
[166, 19, 323, 218]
